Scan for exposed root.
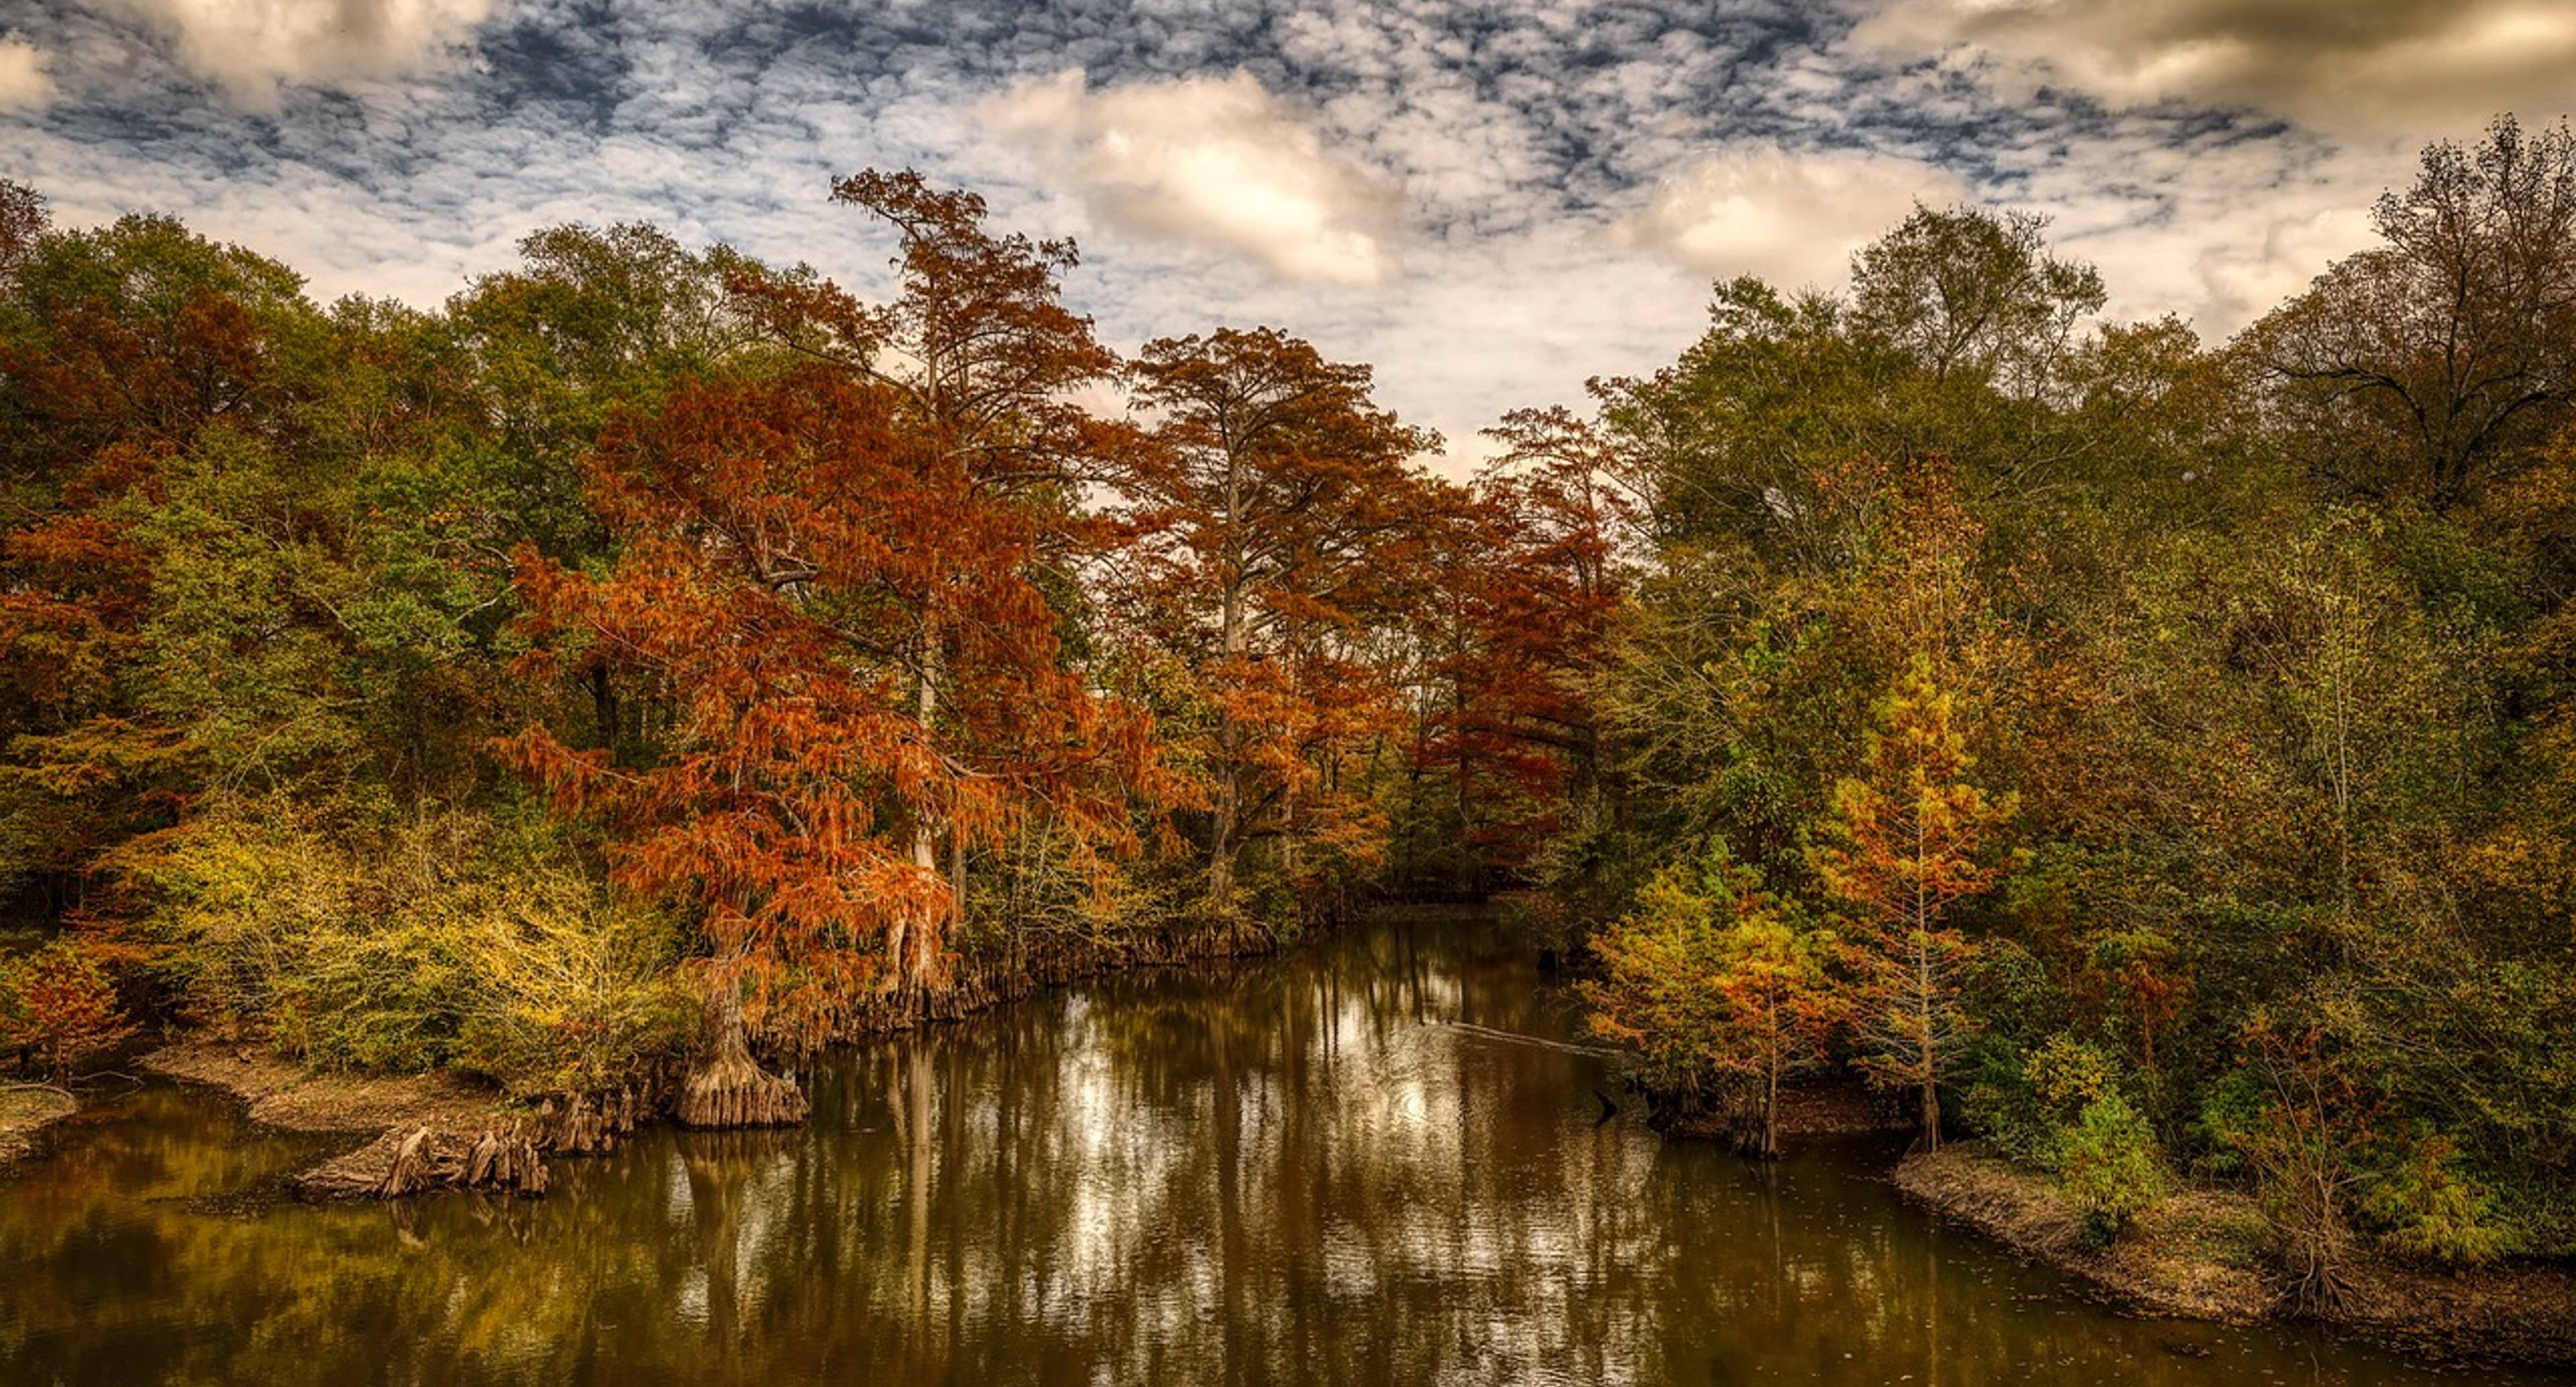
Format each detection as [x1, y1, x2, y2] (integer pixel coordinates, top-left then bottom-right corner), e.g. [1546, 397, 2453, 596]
[535, 1088, 643, 1154]
[362, 1121, 550, 1199]
[677, 987, 807, 1129]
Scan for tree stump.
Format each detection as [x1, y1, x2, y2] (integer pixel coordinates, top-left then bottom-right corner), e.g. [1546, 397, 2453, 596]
[376, 1127, 439, 1199]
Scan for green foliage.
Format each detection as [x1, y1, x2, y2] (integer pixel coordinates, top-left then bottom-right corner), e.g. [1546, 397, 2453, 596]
[1574, 122, 2576, 1257]
[2025, 1034, 2116, 1115]
[2058, 1091, 2168, 1245]
[2361, 1129, 2518, 1267]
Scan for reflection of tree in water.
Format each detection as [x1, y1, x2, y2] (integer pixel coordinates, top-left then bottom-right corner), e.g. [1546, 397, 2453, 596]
[0, 921, 2546, 1386]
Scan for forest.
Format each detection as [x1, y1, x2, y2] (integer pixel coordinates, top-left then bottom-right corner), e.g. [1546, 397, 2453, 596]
[4, 114, 2575, 1307]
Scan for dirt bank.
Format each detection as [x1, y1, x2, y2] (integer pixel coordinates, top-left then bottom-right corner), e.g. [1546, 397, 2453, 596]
[1896, 1144, 2576, 1365]
[0, 1085, 78, 1173]
[141, 1042, 543, 1198]
[143, 1042, 507, 1133]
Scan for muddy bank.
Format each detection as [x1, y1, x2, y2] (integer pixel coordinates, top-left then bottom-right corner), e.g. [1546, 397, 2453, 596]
[0, 1085, 78, 1173]
[1896, 1144, 2576, 1365]
[143, 1042, 508, 1134]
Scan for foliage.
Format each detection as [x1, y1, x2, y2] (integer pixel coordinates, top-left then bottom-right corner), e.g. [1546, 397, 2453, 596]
[2057, 1089, 2169, 1245]
[2359, 1128, 2518, 1267]
[1583, 844, 1842, 1152]
[127, 802, 690, 1092]
[1810, 654, 2017, 1150]
[0, 939, 133, 1080]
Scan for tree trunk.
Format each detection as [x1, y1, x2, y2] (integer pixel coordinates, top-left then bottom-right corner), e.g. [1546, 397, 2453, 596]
[900, 622, 951, 992]
[1208, 578, 1248, 915]
[677, 977, 807, 1129]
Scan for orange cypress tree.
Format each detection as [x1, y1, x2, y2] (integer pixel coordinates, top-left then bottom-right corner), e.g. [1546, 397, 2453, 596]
[1809, 653, 2016, 1150]
[1421, 408, 1629, 883]
[503, 366, 1167, 1123]
[1115, 328, 1437, 921]
[724, 170, 1134, 962]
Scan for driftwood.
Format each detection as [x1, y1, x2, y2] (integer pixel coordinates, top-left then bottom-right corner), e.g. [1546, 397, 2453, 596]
[374, 1127, 439, 1199]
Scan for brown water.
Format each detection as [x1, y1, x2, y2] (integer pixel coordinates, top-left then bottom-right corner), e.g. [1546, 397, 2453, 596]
[2, 916, 2567, 1386]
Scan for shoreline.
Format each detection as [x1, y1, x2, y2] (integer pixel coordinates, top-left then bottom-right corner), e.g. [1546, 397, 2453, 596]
[1894, 1144, 2576, 1366]
[115, 912, 1330, 1200]
[0, 1084, 78, 1174]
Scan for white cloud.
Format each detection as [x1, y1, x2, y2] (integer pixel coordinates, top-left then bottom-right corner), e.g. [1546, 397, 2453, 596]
[2190, 203, 2379, 329]
[1850, 0, 2576, 137]
[102, 0, 498, 107]
[0, 39, 54, 113]
[980, 68, 1401, 285]
[1616, 144, 1970, 290]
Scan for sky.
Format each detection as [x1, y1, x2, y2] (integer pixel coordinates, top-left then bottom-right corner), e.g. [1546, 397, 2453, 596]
[1, 1, 2572, 465]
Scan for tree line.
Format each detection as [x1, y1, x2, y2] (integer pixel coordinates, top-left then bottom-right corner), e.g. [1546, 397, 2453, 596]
[0, 172, 1609, 1122]
[1577, 115, 2576, 1303]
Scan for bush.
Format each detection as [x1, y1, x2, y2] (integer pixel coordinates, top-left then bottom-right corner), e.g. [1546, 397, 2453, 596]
[0, 940, 135, 1080]
[126, 799, 693, 1095]
[1964, 1033, 2124, 1173]
[2361, 1129, 2517, 1266]
[2059, 1091, 2168, 1243]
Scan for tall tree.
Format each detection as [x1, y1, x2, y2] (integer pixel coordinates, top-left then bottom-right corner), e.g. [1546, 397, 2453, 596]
[1118, 327, 1436, 921]
[1810, 655, 2015, 1150]
[2255, 116, 2576, 507]
[730, 170, 1127, 960]
[504, 366, 1167, 1120]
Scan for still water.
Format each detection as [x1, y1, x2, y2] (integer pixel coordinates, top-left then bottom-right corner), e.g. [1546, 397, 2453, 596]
[2, 916, 2567, 1386]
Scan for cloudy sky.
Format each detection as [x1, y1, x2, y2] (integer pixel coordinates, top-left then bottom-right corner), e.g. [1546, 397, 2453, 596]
[2, 1, 2571, 463]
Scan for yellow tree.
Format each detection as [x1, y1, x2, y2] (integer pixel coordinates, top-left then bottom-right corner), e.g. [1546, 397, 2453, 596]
[1810, 654, 2015, 1150]
[1585, 846, 1845, 1156]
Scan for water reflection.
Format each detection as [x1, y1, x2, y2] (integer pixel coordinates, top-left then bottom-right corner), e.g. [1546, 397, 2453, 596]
[0, 919, 2565, 1386]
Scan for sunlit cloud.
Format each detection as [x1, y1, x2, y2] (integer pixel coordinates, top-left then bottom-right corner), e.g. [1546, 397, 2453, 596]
[1618, 144, 1970, 290]
[1849, 0, 2576, 137]
[0, 39, 54, 113]
[982, 69, 1401, 286]
[99, 0, 498, 107]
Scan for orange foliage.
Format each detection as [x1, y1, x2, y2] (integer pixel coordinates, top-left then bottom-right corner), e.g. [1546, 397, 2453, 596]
[503, 366, 1171, 1045]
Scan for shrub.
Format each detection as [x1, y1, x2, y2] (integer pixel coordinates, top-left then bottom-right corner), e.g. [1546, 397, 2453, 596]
[127, 799, 693, 1095]
[0, 940, 135, 1080]
[2361, 1129, 2516, 1266]
[2058, 1090, 2168, 1243]
[1964, 1033, 2124, 1172]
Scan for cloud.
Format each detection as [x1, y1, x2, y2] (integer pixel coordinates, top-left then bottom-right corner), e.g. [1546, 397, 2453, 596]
[101, 0, 498, 106]
[981, 68, 1401, 285]
[0, 39, 54, 113]
[1616, 144, 1970, 290]
[1849, 0, 2576, 137]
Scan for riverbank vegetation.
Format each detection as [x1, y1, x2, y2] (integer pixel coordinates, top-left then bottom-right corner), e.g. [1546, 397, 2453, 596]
[4, 98, 2576, 1327]
[0, 171, 1607, 1134]
[1574, 115, 2576, 1313]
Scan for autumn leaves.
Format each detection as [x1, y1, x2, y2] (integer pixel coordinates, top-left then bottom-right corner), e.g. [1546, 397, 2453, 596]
[494, 174, 1613, 1073]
